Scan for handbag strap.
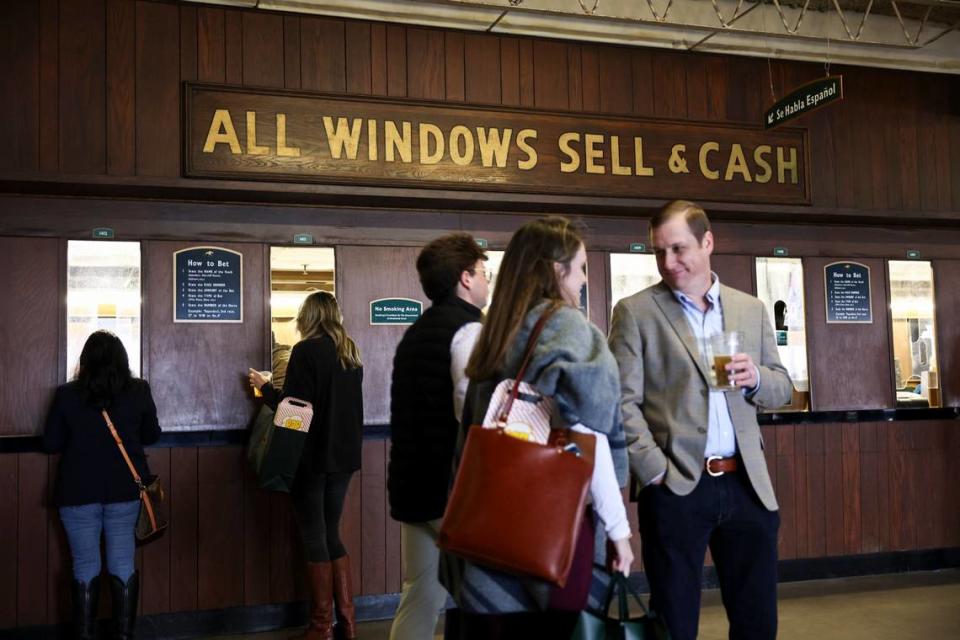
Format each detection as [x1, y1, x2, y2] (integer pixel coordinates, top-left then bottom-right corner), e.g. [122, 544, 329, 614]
[601, 573, 652, 621]
[495, 303, 561, 425]
[103, 409, 159, 532]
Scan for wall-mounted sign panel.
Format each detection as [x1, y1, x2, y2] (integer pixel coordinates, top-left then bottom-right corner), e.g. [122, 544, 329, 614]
[185, 84, 810, 206]
[174, 246, 243, 322]
[765, 76, 843, 129]
[370, 298, 422, 325]
[824, 261, 872, 324]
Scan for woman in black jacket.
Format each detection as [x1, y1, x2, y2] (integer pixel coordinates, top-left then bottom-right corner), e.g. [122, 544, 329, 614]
[44, 331, 161, 640]
[250, 291, 364, 640]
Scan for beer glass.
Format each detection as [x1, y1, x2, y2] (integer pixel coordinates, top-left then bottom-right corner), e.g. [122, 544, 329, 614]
[709, 331, 742, 390]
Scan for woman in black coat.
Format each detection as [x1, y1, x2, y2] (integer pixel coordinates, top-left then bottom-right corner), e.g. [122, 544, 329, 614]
[44, 331, 161, 640]
[250, 291, 364, 640]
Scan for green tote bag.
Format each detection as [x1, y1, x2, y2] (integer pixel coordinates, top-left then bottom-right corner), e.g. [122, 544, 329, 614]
[571, 574, 670, 640]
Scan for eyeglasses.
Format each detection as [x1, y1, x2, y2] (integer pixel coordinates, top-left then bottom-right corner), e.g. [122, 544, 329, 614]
[470, 268, 493, 281]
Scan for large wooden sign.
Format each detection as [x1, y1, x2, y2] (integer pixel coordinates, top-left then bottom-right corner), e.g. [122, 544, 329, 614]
[184, 84, 810, 205]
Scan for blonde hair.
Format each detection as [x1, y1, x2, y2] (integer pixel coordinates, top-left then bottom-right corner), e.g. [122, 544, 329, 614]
[465, 216, 582, 381]
[296, 291, 362, 369]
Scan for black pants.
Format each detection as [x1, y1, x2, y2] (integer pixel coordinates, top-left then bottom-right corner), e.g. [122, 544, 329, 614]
[638, 469, 779, 640]
[290, 471, 353, 562]
[458, 610, 579, 640]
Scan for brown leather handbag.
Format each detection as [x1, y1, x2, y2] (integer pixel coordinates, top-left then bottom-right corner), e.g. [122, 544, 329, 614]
[438, 304, 596, 587]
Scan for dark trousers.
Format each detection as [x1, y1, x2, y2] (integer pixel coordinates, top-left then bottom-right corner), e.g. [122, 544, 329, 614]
[290, 471, 353, 562]
[638, 469, 779, 640]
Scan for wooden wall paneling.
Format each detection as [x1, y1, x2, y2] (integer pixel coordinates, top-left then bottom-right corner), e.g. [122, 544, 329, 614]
[796, 62, 837, 209]
[370, 24, 388, 96]
[197, 7, 226, 83]
[135, 0, 179, 177]
[804, 423, 826, 558]
[145, 241, 264, 431]
[283, 16, 302, 90]
[934, 260, 960, 406]
[597, 46, 631, 115]
[704, 55, 728, 122]
[383, 441, 402, 594]
[336, 245, 422, 425]
[898, 74, 922, 211]
[920, 422, 946, 548]
[268, 492, 300, 603]
[874, 420, 891, 552]
[841, 423, 862, 554]
[916, 77, 941, 212]
[197, 447, 245, 609]
[406, 28, 445, 101]
[360, 440, 386, 596]
[39, 0, 59, 172]
[345, 22, 371, 95]
[341, 472, 363, 592]
[760, 425, 777, 495]
[59, 0, 106, 175]
[831, 71, 856, 210]
[464, 33, 500, 105]
[179, 4, 198, 82]
[652, 51, 686, 119]
[684, 54, 708, 121]
[932, 81, 953, 211]
[804, 257, 892, 410]
[947, 421, 960, 547]
[301, 17, 346, 93]
[224, 9, 243, 85]
[792, 420, 809, 558]
[567, 45, 583, 112]
[861, 69, 888, 211]
[444, 32, 465, 102]
[45, 455, 69, 624]
[518, 38, 535, 108]
[169, 447, 199, 612]
[386, 25, 406, 98]
[107, 0, 136, 176]
[17, 454, 49, 626]
[587, 250, 610, 334]
[847, 72, 875, 210]
[0, 238, 59, 436]
[242, 464, 272, 606]
[0, 0, 39, 171]
[729, 57, 763, 124]
[629, 50, 654, 118]
[500, 37, 521, 107]
[242, 12, 285, 89]
[0, 454, 17, 627]
[775, 425, 796, 560]
[823, 424, 845, 556]
[140, 448, 171, 614]
[951, 86, 960, 210]
[580, 45, 600, 112]
[858, 422, 881, 553]
[877, 72, 903, 210]
[531, 40, 568, 111]
[887, 422, 917, 550]
[710, 254, 753, 295]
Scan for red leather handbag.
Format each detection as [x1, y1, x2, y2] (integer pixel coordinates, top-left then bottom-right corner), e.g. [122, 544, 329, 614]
[438, 304, 595, 587]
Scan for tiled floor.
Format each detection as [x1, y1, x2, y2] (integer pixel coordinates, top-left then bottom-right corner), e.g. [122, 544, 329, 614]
[209, 569, 960, 639]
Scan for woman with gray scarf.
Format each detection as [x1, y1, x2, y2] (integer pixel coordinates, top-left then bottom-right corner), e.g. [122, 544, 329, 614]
[444, 217, 632, 639]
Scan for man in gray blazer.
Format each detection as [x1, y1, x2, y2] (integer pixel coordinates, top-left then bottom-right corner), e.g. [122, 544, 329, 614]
[609, 200, 792, 640]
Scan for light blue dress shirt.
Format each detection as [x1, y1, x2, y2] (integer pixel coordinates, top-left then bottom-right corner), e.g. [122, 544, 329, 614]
[671, 274, 739, 458]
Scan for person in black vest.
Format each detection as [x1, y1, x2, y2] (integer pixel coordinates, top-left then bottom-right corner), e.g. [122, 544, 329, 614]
[44, 331, 162, 640]
[388, 234, 490, 640]
[250, 291, 363, 640]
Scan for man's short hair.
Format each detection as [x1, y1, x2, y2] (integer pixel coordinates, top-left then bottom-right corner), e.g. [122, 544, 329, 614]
[416, 233, 487, 302]
[649, 200, 712, 245]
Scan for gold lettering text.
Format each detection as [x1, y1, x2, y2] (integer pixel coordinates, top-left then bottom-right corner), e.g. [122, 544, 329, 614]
[245, 112, 269, 155]
[323, 117, 362, 160]
[419, 123, 444, 165]
[633, 137, 654, 177]
[476, 128, 512, 168]
[724, 144, 752, 182]
[276, 114, 300, 157]
[610, 136, 631, 176]
[449, 125, 475, 166]
[202, 109, 241, 154]
[699, 142, 720, 180]
[753, 145, 772, 184]
[385, 121, 412, 163]
[516, 129, 538, 170]
[777, 147, 799, 184]
[559, 133, 581, 173]
[584, 134, 605, 175]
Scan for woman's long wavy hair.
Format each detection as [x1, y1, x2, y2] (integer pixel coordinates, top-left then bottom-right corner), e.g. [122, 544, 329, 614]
[465, 216, 583, 381]
[296, 291, 362, 370]
[76, 330, 133, 409]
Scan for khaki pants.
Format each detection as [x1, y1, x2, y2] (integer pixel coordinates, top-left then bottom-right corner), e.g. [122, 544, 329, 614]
[389, 519, 449, 640]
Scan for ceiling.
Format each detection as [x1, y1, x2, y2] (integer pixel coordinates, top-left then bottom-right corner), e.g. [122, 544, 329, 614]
[185, 0, 960, 74]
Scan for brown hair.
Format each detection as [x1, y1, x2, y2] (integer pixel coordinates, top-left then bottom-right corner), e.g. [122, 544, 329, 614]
[649, 199, 711, 245]
[296, 291, 362, 369]
[465, 216, 583, 381]
[416, 233, 488, 302]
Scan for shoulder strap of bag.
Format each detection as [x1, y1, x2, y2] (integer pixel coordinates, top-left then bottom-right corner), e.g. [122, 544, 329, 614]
[102, 410, 159, 531]
[496, 303, 561, 424]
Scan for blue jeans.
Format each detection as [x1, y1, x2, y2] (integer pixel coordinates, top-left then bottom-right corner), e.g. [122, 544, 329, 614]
[59, 501, 140, 583]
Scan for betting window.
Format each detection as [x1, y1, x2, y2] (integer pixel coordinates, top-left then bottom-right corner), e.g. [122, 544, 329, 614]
[755, 257, 809, 411]
[889, 260, 940, 408]
[269, 247, 336, 389]
[66, 241, 142, 378]
[609, 253, 660, 310]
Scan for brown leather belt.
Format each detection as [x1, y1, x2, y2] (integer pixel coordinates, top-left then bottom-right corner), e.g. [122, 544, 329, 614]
[705, 455, 738, 477]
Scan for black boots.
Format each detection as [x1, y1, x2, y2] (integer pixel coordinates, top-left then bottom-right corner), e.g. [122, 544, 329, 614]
[72, 576, 100, 640]
[109, 571, 139, 640]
